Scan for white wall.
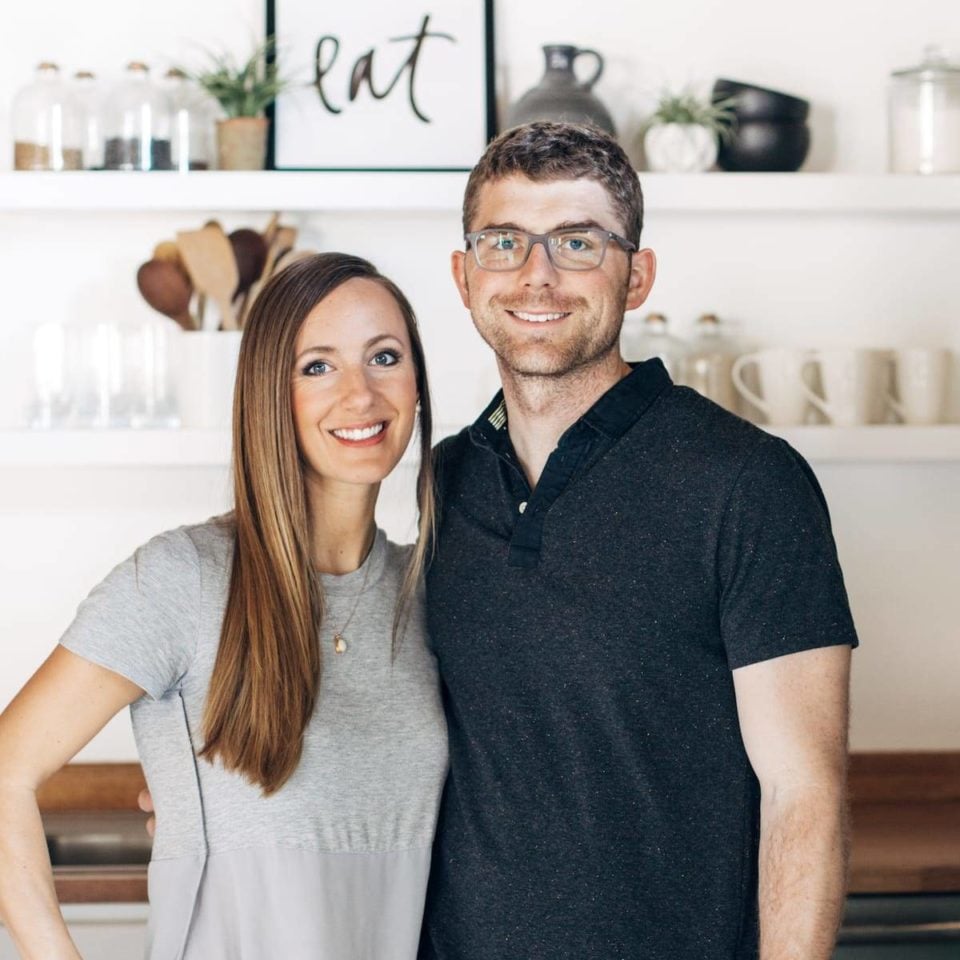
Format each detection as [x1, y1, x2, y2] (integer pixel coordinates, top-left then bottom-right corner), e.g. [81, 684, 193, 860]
[1, 1, 959, 758]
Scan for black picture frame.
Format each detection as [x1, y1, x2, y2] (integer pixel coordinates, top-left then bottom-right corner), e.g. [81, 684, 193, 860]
[266, 0, 496, 171]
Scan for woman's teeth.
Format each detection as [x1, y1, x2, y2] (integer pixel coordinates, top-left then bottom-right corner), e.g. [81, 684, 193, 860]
[332, 423, 385, 440]
[513, 311, 565, 323]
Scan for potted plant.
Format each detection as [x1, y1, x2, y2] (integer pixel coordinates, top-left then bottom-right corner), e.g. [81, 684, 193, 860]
[181, 37, 291, 170]
[642, 89, 737, 173]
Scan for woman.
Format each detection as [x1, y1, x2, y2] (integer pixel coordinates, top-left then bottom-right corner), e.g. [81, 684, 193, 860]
[0, 254, 448, 959]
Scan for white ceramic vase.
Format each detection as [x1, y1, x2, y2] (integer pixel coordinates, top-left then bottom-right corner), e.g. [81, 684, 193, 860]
[176, 330, 243, 429]
[644, 123, 718, 172]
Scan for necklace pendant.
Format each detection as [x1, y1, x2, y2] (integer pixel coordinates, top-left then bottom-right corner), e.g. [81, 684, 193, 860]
[333, 634, 347, 655]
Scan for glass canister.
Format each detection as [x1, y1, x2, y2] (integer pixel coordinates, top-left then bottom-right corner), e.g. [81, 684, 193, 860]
[620, 312, 689, 382]
[11, 61, 84, 170]
[72, 70, 105, 170]
[889, 46, 960, 174]
[684, 313, 740, 413]
[103, 61, 174, 170]
[161, 68, 216, 171]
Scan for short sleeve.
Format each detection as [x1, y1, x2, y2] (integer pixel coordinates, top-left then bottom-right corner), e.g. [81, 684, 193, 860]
[717, 437, 859, 670]
[59, 528, 202, 700]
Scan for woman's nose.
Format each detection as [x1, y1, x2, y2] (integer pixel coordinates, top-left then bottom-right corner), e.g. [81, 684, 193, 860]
[340, 367, 376, 411]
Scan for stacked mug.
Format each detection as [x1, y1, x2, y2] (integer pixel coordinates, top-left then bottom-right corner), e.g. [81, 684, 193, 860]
[731, 347, 951, 426]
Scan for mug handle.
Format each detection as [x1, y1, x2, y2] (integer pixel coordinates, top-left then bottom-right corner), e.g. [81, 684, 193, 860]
[574, 49, 604, 89]
[886, 391, 905, 422]
[731, 354, 768, 420]
[799, 357, 831, 421]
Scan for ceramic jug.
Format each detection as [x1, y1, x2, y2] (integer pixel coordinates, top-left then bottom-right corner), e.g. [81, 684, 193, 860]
[506, 45, 616, 135]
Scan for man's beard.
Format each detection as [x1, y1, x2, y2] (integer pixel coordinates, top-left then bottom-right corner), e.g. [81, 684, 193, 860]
[475, 292, 626, 379]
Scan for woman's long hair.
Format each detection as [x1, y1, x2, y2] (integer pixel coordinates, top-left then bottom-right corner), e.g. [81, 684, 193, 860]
[199, 253, 436, 795]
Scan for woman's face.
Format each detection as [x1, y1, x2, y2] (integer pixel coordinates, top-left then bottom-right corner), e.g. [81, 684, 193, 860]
[291, 278, 418, 492]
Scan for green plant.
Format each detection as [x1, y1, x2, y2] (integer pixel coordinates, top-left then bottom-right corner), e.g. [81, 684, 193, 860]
[181, 37, 291, 118]
[647, 89, 738, 141]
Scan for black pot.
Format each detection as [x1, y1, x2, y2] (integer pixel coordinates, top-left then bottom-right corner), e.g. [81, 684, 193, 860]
[712, 78, 810, 122]
[717, 120, 811, 172]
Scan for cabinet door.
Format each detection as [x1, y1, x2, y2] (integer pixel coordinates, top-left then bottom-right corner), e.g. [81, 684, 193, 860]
[1, 904, 148, 960]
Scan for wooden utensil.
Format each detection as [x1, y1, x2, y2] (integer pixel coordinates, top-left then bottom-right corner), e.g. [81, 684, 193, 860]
[240, 224, 299, 326]
[176, 224, 240, 331]
[273, 248, 318, 274]
[136, 259, 195, 331]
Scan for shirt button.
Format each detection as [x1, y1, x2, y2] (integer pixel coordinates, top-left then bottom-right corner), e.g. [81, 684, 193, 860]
[518, 501, 527, 514]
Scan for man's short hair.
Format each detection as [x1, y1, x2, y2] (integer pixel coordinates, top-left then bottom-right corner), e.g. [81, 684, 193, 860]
[462, 121, 644, 246]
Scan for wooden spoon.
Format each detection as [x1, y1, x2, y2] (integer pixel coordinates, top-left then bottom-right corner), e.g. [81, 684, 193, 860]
[136, 259, 194, 331]
[176, 224, 240, 331]
[241, 225, 299, 327]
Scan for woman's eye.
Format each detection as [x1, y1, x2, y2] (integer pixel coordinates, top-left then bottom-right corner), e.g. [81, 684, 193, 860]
[370, 350, 400, 367]
[302, 360, 330, 376]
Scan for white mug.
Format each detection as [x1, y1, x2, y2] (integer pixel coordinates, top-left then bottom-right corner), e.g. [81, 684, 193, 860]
[731, 348, 810, 426]
[887, 348, 950, 425]
[800, 349, 888, 426]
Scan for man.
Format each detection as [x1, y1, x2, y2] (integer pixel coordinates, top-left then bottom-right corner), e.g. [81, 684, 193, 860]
[418, 121, 857, 960]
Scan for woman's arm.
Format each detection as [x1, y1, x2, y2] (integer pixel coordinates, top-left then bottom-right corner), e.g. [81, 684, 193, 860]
[0, 646, 143, 960]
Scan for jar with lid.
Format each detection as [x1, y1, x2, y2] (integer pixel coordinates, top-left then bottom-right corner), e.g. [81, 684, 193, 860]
[161, 68, 216, 171]
[103, 62, 174, 170]
[889, 46, 960, 174]
[11, 62, 84, 171]
[72, 70, 105, 169]
[620, 312, 689, 382]
[684, 313, 740, 413]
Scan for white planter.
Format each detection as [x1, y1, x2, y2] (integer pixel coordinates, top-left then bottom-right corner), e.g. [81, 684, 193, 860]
[176, 330, 243, 429]
[644, 123, 718, 173]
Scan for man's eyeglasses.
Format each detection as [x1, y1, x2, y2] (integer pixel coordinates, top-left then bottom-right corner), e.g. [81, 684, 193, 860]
[464, 227, 637, 272]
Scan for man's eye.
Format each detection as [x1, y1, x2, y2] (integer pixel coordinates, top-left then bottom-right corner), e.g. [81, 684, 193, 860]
[491, 234, 517, 251]
[303, 360, 330, 376]
[559, 234, 594, 252]
[370, 350, 400, 367]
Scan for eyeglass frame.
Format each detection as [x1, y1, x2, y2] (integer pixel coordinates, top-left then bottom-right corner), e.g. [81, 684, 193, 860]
[463, 226, 638, 272]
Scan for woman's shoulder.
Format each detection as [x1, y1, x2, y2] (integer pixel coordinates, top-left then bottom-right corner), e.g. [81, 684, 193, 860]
[129, 514, 234, 583]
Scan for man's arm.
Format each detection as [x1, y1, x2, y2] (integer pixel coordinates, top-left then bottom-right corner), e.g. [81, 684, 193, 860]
[732, 643, 852, 960]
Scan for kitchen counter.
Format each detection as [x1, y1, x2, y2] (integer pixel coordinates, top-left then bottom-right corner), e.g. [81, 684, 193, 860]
[40, 753, 960, 903]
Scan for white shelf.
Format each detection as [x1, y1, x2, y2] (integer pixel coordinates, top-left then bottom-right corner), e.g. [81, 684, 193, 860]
[1, 425, 958, 467]
[3, 171, 960, 214]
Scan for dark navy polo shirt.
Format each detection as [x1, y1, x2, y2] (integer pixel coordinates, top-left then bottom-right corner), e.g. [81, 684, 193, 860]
[420, 359, 858, 960]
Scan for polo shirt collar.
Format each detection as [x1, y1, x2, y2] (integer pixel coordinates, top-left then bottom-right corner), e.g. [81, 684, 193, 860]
[469, 358, 672, 450]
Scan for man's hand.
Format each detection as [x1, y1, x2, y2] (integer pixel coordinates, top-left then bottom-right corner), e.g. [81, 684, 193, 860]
[137, 788, 155, 838]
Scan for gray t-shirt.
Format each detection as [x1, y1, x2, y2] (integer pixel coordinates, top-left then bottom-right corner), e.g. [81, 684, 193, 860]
[59, 517, 448, 960]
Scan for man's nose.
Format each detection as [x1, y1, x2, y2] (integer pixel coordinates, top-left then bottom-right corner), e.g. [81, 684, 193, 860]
[518, 238, 559, 286]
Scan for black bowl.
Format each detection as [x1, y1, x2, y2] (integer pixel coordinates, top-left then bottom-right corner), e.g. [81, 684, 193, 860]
[713, 78, 810, 122]
[717, 120, 811, 172]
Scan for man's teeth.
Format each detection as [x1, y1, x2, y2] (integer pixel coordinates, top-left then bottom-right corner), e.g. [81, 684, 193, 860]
[513, 311, 565, 323]
[332, 423, 385, 441]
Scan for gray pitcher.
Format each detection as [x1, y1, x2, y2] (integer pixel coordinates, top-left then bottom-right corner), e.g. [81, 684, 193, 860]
[506, 45, 616, 135]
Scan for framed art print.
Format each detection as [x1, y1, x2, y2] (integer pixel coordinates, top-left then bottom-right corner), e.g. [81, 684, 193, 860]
[267, 0, 495, 171]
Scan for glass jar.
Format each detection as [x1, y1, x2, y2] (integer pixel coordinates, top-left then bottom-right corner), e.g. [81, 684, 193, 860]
[72, 70, 105, 170]
[684, 313, 740, 413]
[11, 62, 84, 171]
[889, 46, 960, 174]
[620, 312, 689, 382]
[103, 61, 174, 170]
[161, 68, 216, 171]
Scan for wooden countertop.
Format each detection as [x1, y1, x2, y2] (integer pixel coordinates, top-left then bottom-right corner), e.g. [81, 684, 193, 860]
[848, 752, 960, 894]
[42, 753, 960, 902]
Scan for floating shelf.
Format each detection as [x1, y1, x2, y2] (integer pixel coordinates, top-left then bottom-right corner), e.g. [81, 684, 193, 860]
[1, 425, 958, 467]
[3, 171, 960, 214]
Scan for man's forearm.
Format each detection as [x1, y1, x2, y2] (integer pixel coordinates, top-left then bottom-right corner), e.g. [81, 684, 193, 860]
[757, 786, 849, 960]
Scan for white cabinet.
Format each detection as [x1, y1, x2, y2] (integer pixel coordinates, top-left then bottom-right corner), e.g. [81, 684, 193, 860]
[0, 905, 148, 960]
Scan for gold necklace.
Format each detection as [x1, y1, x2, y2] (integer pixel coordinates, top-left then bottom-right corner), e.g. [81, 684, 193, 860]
[330, 538, 374, 655]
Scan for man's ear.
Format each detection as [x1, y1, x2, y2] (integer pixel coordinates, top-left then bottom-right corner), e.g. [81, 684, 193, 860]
[625, 248, 657, 312]
[451, 250, 471, 309]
